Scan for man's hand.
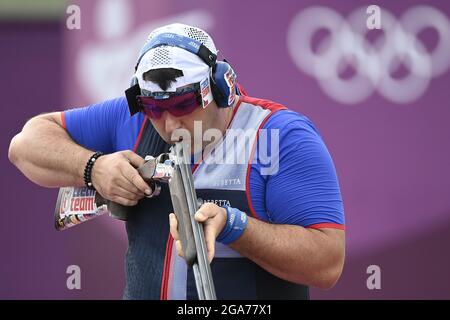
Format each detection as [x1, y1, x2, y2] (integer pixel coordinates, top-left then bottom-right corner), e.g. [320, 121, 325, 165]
[91, 150, 152, 206]
[169, 202, 227, 263]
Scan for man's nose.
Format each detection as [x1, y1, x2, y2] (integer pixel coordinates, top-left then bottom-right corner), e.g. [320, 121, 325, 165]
[164, 112, 182, 135]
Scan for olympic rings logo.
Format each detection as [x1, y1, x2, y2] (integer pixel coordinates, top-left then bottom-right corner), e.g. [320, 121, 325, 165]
[287, 6, 450, 104]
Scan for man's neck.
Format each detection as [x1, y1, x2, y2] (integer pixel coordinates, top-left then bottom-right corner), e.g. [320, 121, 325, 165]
[218, 97, 238, 135]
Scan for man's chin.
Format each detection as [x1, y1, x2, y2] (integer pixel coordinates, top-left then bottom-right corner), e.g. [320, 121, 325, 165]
[168, 138, 185, 144]
[166, 139, 203, 154]
[167, 137, 193, 145]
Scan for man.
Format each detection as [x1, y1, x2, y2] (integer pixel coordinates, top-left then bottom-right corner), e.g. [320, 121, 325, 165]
[8, 23, 345, 299]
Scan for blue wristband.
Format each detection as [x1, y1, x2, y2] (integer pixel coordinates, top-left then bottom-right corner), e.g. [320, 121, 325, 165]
[216, 206, 248, 245]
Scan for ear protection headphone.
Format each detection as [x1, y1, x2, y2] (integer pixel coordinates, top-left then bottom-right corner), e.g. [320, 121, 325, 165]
[125, 32, 239, 115]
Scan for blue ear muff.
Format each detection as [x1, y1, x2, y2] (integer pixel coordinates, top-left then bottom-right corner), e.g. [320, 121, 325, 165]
[211, 61, 237, 108]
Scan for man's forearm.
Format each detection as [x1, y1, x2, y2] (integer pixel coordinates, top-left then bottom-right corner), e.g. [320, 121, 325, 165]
[8, 114, 92, 188]
[229, 217, 345, 289]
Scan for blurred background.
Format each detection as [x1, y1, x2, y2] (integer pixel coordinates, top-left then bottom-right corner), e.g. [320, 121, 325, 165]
[1, 0, 450, 299]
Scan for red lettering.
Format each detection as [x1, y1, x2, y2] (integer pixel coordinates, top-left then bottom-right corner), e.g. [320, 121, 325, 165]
[73, 198, 80, 211]
[70, 196, 97, 212]
[79, 198, 85, 211]
[87, 198, 94, 211]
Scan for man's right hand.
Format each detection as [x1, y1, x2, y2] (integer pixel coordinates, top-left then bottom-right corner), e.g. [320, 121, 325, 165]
[90, 150, 152, 206]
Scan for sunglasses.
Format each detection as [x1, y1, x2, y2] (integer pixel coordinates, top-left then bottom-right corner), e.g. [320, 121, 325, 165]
[137, 86, 202, 120]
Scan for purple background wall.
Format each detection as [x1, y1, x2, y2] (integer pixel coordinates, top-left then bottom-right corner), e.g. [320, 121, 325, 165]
[2, 0, 450, 299]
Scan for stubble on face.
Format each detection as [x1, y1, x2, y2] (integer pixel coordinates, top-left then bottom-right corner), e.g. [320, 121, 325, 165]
[149, 101, 224, 153]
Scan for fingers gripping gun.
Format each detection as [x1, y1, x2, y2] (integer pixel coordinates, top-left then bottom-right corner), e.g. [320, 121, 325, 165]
[54, 142, 216, 300]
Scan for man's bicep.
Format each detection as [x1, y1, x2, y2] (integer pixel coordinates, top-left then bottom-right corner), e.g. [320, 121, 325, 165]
[43, 112, 65, 127]
[311, 228, 345, 246]
[22, 112, 64, 129]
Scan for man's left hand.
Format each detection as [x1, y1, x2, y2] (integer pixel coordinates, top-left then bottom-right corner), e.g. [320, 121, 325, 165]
[169, 202, 227, 263]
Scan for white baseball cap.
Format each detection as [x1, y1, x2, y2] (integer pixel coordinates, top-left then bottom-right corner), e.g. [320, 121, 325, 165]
[134, 23, 217, 96]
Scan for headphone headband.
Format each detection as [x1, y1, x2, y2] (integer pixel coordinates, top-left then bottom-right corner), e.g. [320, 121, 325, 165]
[135, 33, 217, 71]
